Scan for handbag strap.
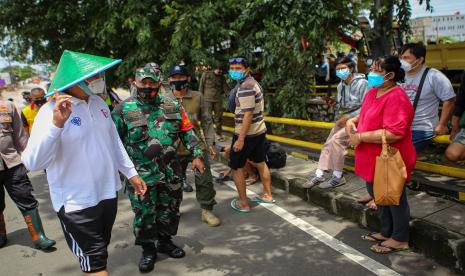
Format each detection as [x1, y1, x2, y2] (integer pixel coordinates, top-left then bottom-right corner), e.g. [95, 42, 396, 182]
[413, 67, 430, 111]
[381, 129, 389, 157]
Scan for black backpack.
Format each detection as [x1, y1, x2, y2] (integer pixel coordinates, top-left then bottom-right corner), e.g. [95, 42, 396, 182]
[265, 140, 287, 169]
[227, 86, 238, 113]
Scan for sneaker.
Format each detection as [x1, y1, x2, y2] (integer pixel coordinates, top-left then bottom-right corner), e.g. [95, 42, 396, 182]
[318, 176, 346, 189]
[302, 176, 325, 189]
[214, 172, 231, 184]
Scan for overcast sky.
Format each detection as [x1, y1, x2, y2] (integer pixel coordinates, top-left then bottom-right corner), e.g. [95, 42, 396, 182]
[410, 0, 465, 18]
[1, 1, 465, 69]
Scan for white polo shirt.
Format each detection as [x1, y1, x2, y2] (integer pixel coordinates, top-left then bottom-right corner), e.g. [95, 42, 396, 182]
[22, 95, 138, 213]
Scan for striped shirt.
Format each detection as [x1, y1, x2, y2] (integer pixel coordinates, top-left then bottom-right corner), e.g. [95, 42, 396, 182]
[234, 76, 267, 136]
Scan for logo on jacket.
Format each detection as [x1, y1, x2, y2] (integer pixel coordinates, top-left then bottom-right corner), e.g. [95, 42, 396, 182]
[70, 117, 82, 126]
[101, 109, 109, 118]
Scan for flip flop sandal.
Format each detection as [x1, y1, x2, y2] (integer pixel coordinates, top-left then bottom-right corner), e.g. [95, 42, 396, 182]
[230, 199, 251, 213]
[246, 177, 259, 186]
[361, 232, 387, 242]
[370, 242, 409, 254]
[365, 200, 378, 210]
[356, 196, 373, 204]
[252, 196, 276, 204]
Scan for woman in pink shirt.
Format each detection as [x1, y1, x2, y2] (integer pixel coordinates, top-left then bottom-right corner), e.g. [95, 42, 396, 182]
[346, 56, 416, 254]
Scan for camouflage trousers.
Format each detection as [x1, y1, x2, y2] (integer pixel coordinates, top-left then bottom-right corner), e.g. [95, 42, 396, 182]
[180, 151, 217, 210]
[127, 180, 182, 247]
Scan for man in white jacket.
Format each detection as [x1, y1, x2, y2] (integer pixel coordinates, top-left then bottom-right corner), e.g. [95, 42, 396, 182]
[22, 50, 146, 276]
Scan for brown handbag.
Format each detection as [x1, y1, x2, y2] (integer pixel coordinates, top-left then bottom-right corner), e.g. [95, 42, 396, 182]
[373, 130, 407, 206]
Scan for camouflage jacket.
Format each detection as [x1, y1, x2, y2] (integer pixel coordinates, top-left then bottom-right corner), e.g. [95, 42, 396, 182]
[112, 94, 203, 185]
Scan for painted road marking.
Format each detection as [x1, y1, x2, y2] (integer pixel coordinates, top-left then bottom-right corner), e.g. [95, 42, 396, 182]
[213, 170, 401, 276]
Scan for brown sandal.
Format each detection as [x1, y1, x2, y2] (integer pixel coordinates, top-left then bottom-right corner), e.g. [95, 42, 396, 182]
[361, 232, 387, 242]
[370, 242, 409, 254]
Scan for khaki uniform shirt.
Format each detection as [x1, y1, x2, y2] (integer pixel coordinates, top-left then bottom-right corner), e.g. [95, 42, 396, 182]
[0, 100, 28, 171]
[199, 71, 229, 102]
[165, 89, 215, 156]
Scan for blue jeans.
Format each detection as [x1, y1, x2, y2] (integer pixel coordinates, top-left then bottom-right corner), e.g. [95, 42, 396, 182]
[412, 130, 435, 153]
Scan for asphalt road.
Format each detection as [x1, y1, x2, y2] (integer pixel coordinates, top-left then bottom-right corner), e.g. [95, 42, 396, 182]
[0, 160, 458, 276]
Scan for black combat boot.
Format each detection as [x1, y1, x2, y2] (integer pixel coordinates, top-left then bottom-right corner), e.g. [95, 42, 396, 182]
[158, 236, 185, 258]
[139, 244, 157, 273]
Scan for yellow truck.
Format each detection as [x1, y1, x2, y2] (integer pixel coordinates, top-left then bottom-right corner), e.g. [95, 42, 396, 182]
[425, 42, 465, 83]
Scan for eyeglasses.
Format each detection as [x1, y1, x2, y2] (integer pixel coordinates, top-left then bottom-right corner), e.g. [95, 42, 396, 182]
[229, 57, 246, 64]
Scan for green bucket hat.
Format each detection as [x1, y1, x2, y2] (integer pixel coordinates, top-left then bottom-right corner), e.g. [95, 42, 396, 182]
[46, 50, 122, 97]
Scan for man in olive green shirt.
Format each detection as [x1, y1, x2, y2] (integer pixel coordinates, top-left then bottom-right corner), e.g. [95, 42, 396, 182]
[166, 65, 221, 227]
[199, 66, 229, 141]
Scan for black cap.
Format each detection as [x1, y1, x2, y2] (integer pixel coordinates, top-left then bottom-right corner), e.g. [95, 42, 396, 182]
[169, 65, 189, 77]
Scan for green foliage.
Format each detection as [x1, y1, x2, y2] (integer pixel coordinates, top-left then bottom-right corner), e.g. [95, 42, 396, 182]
[437, 36, 460, 44]
[0, 0, 172, 85]
[160, 0, 365, 118]
[2, 65, 37, 80]
[367, 0, 432, 57]
[0, 0, 430, 117]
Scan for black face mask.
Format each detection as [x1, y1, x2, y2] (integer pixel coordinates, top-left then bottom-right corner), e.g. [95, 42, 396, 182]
[169, 80, 188, 91]
[33, 98, 47, 106]
[137, 87, 159, 100]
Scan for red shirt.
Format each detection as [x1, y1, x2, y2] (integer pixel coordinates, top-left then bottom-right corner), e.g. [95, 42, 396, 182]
[355, 86, 416, 182]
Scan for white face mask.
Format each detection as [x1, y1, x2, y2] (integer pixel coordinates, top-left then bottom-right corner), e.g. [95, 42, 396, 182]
[400, 59, 412, 72]
[87, 78, 106, 95]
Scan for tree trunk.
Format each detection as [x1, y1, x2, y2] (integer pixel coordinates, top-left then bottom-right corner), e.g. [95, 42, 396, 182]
[370, 0, 394, 58]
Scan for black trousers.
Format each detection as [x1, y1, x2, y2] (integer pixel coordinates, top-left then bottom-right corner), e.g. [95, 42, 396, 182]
[0, 164, 38, 213]
[366, 182, 410, 242]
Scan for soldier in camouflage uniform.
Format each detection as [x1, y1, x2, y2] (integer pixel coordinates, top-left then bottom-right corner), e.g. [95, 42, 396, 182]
[112, 63, 205, 273]
[165, 65, 221, 227]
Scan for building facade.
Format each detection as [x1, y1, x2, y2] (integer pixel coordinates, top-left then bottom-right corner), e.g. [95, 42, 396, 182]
[411, 12, 465, 43]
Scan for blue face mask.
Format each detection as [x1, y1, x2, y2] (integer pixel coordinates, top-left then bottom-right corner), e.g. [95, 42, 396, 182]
[367, 72, 386, 88]
[229, 70, 245, 81]
[78, 81, 94, 96]
[336, 68, 350, 81]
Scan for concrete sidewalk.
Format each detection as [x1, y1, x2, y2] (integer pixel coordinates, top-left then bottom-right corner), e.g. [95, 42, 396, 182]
[216, 150, 465, 272]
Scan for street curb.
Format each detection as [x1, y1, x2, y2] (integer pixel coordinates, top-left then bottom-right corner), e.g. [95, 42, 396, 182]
[215, 155, 464, 272]
[277, 172, 465, 272]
